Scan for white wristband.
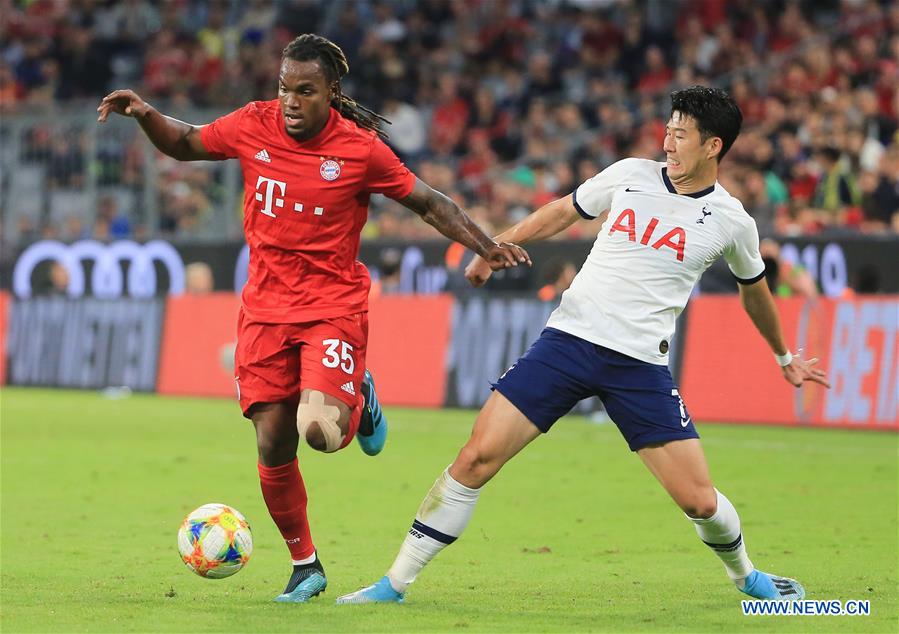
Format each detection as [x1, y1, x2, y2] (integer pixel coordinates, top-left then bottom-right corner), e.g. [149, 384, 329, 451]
[775, 351, 793, 367]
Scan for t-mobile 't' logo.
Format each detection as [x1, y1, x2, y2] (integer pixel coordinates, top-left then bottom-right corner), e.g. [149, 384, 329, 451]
[255, 175, 287, 218]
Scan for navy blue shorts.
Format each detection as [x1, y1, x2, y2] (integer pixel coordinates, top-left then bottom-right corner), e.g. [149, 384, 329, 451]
[492, 328, 699, 451]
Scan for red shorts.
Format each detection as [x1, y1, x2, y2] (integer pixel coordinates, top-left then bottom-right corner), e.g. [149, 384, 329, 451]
[234, 310, 368, 447]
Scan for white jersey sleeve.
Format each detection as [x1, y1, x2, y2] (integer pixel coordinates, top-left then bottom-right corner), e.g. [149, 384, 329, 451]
[724, 215, 765, 283]
[573, 158, 642, 218]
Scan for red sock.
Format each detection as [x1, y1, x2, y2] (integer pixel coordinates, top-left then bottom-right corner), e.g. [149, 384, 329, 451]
[257, 458, 315, 561]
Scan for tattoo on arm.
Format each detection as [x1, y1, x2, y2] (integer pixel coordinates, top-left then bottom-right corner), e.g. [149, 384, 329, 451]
[399, 180, 494, 256]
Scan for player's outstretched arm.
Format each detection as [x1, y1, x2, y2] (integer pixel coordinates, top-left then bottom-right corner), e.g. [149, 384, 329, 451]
[738, 279, 831, 388]
[398, 178, 531, 271]
[464, 194, 588, 287]
[97, 89, 214, 162]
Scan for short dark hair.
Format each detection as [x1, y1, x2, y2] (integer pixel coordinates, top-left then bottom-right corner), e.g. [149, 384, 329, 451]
[669, 86, 743, 162]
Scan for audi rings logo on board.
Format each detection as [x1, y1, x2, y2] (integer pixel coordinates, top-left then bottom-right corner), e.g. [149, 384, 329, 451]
[13, 240, 186, 298]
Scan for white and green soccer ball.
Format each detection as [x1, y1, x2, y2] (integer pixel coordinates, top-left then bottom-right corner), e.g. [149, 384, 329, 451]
[177, 503, 253, 579]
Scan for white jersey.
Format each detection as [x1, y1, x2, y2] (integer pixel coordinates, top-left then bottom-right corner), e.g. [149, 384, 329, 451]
[546, 158, 765, 365]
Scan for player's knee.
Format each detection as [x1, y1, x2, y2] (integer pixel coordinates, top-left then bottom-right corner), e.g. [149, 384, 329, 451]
[680, 487, 718, 519]
[301, 421, 328, 452]
[256, 430, 295, 466]
[452, 443, 496, 487]
[251, 403, 301, 465]
[298, 415, 344, 453]
[297, 395, 347, 453]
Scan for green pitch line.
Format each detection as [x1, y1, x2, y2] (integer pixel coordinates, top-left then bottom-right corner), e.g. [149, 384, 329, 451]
[1, 388, 896, 633]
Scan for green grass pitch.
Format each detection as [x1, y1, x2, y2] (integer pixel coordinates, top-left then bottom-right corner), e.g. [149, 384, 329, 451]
[1, 387, 896, 633]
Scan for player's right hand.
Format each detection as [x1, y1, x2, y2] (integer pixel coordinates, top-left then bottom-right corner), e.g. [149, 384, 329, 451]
[97, 89, 151, 122]
[483, 241, 531, 271]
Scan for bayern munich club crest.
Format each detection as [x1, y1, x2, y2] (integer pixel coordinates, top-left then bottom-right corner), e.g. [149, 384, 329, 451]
[319, 156, 343, 181]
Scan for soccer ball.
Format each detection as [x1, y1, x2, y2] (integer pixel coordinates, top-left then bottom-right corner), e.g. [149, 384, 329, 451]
[177, 503, 253, 579]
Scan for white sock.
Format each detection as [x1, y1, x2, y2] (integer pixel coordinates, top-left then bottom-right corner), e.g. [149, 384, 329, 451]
[292, 551, 316, 566]
[387, 468, 481, 592]
[688, 489, 754, 585]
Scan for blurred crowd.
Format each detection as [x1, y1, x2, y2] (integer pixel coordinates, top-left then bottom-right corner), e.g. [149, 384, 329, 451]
[1, 0, 897, 242]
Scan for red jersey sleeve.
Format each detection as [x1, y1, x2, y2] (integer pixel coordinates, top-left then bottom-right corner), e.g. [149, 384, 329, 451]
[364, 137, 417, 199]
[199, 105, 247, 160]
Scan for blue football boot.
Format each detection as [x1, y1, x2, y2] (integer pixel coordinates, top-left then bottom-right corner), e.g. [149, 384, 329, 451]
[356, 369, 387, 456]
[335, 576, 405, 604]
[274, 558, 327, 603]
[739, 569, 805, 600]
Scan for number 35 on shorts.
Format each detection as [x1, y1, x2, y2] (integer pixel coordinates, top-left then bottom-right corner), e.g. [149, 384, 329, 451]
[322, 339, 355, 374]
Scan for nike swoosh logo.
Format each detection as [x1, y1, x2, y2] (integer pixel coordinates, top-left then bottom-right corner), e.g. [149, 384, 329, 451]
[625, 187, 642, 192]
[681, 418, 691, 427]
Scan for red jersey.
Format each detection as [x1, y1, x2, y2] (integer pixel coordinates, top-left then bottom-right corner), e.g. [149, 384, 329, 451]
[200, 100, 416, 323]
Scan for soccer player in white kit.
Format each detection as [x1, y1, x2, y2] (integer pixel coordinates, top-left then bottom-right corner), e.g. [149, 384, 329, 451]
[337, 86, 830, 605]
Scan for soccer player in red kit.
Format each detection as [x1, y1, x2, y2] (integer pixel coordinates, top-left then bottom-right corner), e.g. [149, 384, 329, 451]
[97, 34, 529, 603]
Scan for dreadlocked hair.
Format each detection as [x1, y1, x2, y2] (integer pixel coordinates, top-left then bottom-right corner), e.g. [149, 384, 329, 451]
[282, 34, 391, 140]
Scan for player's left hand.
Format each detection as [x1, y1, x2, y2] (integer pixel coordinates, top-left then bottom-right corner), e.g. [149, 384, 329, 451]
[483, 242, 531, 272]
[782, 355, 830, 388]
